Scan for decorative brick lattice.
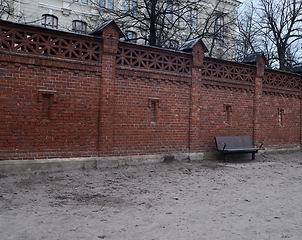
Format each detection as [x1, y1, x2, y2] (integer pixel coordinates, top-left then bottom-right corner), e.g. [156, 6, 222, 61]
[116, 46, 191, 74]
[0, 27, 101, 61]
[202, 59, 254, 84]
[263, 71, 301, 90]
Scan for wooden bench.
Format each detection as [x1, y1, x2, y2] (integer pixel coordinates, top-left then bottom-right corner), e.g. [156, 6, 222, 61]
[214, 136, 264, 162]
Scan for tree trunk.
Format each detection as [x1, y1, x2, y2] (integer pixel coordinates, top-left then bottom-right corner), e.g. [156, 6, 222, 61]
[278, 45, 286, 70]
[149, 0, 157, 46]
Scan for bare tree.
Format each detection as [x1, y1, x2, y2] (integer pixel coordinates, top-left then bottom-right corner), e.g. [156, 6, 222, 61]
[198, 1, 239, 59]
[90, 0, 199, 47]
[0, 0, 34, 23]
[88, 0, 239, 56]
[0, 0, 240, 60]
[0, 0, 14, 19]
[236, 2, 259, 60]
[237, 0, 302, 70]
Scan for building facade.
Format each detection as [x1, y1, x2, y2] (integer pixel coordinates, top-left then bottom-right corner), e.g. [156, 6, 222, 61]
[1, 0, 241, 60]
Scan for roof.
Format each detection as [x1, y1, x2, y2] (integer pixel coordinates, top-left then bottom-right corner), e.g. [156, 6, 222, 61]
[290, 63, 302, 74]
[242, 52, 266, 64]
[179, 38, 208, 53]
[89, 20, 125, 38]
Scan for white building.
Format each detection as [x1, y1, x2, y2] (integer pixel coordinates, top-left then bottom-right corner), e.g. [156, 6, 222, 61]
[1, 0, 241, 59]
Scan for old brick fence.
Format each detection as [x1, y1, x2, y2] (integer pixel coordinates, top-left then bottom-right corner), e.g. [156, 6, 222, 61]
[0, 20, 301, 161]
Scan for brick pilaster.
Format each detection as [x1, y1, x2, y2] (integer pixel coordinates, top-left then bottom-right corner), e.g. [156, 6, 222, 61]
[189, 40, 207, 158]
[253, 56, 266, 146]
[98, 23, 121, 156]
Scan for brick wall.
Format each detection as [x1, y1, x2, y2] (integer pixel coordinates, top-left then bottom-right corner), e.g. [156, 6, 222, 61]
[0, 53, 101, 160]
[260, 69, 301, 148]
[0, 20, 301, 160]
[260, 93, 300, 147]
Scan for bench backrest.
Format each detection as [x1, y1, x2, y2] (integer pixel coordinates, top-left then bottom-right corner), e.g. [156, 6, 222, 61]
[215, 136, 254, 151]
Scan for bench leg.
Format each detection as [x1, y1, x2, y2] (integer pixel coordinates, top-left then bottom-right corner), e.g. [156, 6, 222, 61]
[252, 152, 255, 160]
[223, 154, 227, 162]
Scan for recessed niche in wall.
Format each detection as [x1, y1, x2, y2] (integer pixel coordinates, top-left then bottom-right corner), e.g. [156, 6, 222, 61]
[37, 89, 57, 120]
[278, 108, 285, 127]
[224, 103, 232, 125]
[148, 98, 160, 123]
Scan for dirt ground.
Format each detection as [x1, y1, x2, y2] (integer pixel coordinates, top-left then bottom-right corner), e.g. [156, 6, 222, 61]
[1, 151, 302, 240]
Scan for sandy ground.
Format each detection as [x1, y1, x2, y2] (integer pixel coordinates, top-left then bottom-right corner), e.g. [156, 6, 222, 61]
[1, 151, 302, 240]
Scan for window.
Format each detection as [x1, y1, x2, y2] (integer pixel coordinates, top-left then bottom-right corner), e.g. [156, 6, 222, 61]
[174, 3, 179, 26]
[100, 0, 113, 9]
[192, 8, 198, 29]
[167, 2, 173, 22]
[126, 31, 137, 43]
[167, 2, 179, 25]
[124, 0, 130, 12]
[73, 0, 87, 3]
[108, 0, 113, 9]
[187, 7, 198, 29]
[187, 7, 192, 25]
[131, 1, 137, 15]
[124, 0, 137, 15]
[214, 13, 224, 44]
[41, 14, 58, 29]
[72, 20, 87, 34]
